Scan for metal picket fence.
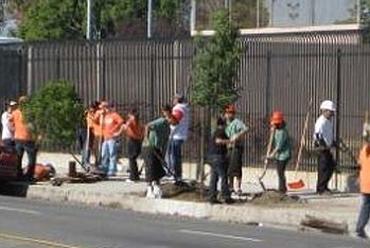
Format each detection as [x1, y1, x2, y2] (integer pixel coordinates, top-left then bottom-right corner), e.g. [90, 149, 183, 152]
[0, 32, 369, 172]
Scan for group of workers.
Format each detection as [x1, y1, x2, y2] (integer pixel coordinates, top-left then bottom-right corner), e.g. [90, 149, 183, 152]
[1, 96, 37, 181]
[1, 95, 370, 238]
[78, 94, 190, 197]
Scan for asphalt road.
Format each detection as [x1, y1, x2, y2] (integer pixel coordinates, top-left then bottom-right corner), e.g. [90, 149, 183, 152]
[0, 196, 368, 248]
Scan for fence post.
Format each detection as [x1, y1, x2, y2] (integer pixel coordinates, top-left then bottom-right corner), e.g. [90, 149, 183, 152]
[335, 49, 342, 190]
[18, 48, 24, 96]
[96, 42, 102, 100]
[102, 54, 106, 99]
[150, 50, 155, 119]
[173, 40, 179, 95]
[26, 46, 33, 95]
[265, 50, 271, 116]
[55, 50, 61, 80]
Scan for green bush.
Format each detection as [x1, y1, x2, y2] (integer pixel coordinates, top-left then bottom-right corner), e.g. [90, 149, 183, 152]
[23, 80, 84, 148]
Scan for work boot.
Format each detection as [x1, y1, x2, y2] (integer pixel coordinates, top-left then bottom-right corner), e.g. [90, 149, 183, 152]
[231, 191, 239, 200]
[224, 198, 235, 204]
[356, 230, 368, 239]
[209, 198, 222, 205]
[152, 184, 162, 199]
[146, 186, 155, 198]
[318, 189, 332, 196]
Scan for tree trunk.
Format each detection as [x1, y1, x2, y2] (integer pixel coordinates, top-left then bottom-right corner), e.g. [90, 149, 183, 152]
[199, 107, 212, 199]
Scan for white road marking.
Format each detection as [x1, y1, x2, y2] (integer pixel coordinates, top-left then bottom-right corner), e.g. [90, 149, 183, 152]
[0, 205, 41, 215]
[178, 229, 263, 242]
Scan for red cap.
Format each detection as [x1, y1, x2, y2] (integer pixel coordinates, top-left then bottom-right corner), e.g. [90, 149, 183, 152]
[270, 111, 284, 125]
[225, 104, 236, 113]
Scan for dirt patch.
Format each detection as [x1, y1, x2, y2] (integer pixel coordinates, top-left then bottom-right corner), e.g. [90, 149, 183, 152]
[161, 181, 208, 202]
[133, 182, 302, 206]
[250, 190, 301, 205]
[129, 181, 209, 202]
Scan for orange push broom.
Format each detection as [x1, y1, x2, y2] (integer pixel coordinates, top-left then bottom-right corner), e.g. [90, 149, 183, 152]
[288, 100, 312, 190]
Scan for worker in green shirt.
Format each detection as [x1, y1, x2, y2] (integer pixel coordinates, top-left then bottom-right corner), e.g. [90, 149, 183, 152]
[267, 111, 292, 194]
[224, 104, 249, 198]
[144, 104, 175, 198]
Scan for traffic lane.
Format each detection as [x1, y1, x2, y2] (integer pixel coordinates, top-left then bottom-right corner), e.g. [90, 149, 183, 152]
[0, 196, 368, 248]
[0, 233, 78, 248]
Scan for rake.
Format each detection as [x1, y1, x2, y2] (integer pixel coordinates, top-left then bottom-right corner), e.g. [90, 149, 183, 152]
[288, 100, 312, 190]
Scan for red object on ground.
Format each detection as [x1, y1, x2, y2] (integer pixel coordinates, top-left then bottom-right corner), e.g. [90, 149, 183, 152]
[34, 164, 55, 181]
[288, 179, 305, 190]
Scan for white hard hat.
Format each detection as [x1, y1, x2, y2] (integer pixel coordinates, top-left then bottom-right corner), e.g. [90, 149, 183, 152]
[320, 100, 336, 112]
[363, 123, 370, 139]
[9, 101, 17, 106]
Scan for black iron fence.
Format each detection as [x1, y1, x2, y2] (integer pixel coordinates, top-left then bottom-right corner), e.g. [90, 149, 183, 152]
[1, 35, 369, 172]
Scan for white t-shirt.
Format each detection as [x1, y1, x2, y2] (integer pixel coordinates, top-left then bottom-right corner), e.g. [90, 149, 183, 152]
[170, 103, 190, 141]
[314, 115, 334, 147]
[1, 111, 14, 140]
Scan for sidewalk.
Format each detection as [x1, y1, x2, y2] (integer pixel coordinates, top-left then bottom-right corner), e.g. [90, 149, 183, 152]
[7, 152, 369, 237]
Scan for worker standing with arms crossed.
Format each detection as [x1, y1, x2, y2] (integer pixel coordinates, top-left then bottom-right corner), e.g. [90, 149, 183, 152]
[313, 100, 336, 195]
[95, 101, 124, 177]
[168, 93, 190, 186]
[224, 104, 248, 198]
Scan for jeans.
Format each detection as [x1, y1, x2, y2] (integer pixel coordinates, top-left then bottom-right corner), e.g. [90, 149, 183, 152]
[317, 150, 336, 193]
[276, 160, 288, 193]
[209, 155, 230, 200]
[168, 139, 184, 182]
[93, 136, 103, 167]
[15, 140, 37, 179]
[2, 139, 15, 148]
[356, 194, 370, 235]
[81, 127, 95, 166]
[101, 138, 118, 175]
[127, 138, 142, 180]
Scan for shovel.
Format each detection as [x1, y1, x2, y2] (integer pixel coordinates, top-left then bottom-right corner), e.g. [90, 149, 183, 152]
[288, 100, 312, 190]
[258, 127, 275, 191]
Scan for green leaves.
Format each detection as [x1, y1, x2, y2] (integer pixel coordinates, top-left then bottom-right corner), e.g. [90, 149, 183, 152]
[16, 0, 182, 41]
[192, 10, 242, 112]
[361, 0, 370, 43]
[22, 80, 84, 148]
[18, 0, 86, 41]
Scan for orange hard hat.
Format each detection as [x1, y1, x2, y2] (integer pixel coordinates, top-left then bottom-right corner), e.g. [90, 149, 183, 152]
[225, 104, 236, 113]
[270, 111, 284, 125]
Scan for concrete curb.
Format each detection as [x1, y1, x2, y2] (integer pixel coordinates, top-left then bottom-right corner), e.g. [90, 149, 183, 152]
[24, 185, 359, 233]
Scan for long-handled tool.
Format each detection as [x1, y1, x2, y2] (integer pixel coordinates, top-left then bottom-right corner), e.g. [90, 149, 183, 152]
[288, 100, 312, 190]
[138, 159, 145, 176]
[96, 113, 104, 168]
[258, 127, 275, 191]
[83, 124, 91, 172]
[152, 148, 175, 177]
[141, 135, 175, 178]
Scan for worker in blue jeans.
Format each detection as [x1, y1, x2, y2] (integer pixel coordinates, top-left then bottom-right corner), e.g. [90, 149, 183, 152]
[168, 94, 190, 185]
